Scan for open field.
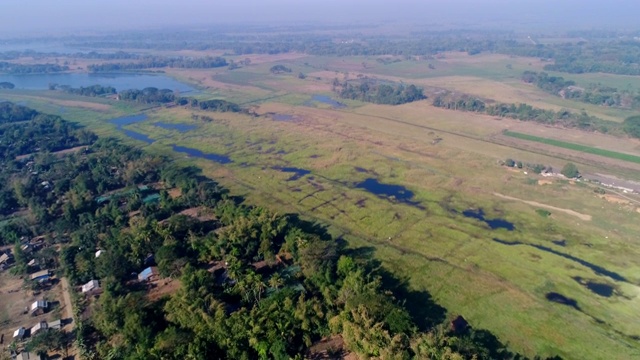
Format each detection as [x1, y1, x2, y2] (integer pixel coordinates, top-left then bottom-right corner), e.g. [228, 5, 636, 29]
[504, 130, 640, 164]
[4, 52, 640, 359]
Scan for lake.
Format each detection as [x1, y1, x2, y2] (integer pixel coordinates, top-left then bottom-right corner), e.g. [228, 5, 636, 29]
[0, 72, 198, 93]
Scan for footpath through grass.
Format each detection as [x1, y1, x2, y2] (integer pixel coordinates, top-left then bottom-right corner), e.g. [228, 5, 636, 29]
[503, 130, 640, 164]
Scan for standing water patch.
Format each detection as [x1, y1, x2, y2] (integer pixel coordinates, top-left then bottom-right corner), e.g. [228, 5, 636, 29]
[272, 114, 295, 121]
[546, 292, 580, 310]
[172, 145, 232, 164]
[109, 114, 155, 144]
[273, 167, 311, 181]
[573, 277, 614, 297]
[463, 209, 514, 231]
[305, 95, 347, 109]
[154, 122, 197, 132]
[356, 178, 422, 208]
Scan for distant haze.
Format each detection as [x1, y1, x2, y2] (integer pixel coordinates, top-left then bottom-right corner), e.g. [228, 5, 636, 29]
[1, 0, 639, 35]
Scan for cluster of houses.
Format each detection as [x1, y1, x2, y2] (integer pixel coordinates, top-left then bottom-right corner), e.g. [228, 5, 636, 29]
[12, 300, 61, 341]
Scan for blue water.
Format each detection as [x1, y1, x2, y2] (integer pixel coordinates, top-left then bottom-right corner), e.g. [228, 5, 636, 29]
[356, 178, 423, 208]
[272, 114, 295, 121]
[109, 114, 154, 144]
[121, 129, 154, 144]
[154, 122, 197, 133]
[172, 145, 232, 164]
[462, 209, 514, 231]
[306, 95, 347, 109]
[110, 114, 148, 127]
[273, 166, 311, 181]
[0, 73, 197, 93]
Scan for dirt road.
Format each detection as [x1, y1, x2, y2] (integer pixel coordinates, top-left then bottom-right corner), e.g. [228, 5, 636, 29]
[493, 192, 592, 221]
[60, 277, 75, 331]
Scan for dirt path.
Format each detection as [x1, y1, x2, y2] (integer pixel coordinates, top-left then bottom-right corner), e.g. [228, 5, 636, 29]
[493, 193, 592, 221]
[60, 277, 75, 331]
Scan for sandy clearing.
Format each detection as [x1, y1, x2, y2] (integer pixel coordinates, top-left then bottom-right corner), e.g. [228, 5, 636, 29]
[601, 194, 631, 205]
[493, 192, 592, 221]
[538, 179, 553, 185]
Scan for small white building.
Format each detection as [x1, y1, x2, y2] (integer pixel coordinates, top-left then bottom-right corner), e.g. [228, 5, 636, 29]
[30, 300, 49, 316]
[95, 250, 104, 258]
[82, 279, 100, 293]
[13, 327, 25, 340]
[30, 320, 48, 336]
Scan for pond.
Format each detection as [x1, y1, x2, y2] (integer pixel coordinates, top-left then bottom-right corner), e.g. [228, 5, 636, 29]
[272, 114, 295, 121]
[305, 95, 347, 109]
[171, 145, 232, 164]
[463, 209, 514, 231]
[153, 122, 197, 133]
[573, 277, 614, 297]
[546, 292, 580, 310]
[356, 178, 422, 208]
[273, 166, 311, 181]
[0, 72, 198, 93]
[109, 114, 154, 144]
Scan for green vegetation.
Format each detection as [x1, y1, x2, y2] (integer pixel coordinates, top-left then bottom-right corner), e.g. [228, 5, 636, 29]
[51, 84, 116, 97]
[270, 64, 292, 74]
[87, 56, 228, 72]
[561, 163, 580, 179]
[623, 115, 640, 138]
[0, 102, 542, 359]
[334, 79, 426, 105]
[434, 94, 616, 133]
[0, 61, 68, 74]
[503, 130, 640, 164]
[522, 71, 640, 110]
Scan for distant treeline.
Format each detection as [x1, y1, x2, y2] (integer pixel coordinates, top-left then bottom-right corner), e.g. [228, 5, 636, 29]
[0, 50, 140, 61]
[0, 61, 69, 74]
[119, 87, 241, 112]
[333, 79, 426, 105]
[51, 84, 116, 97]
[87, 56, 228, 72]
[522, 71, 640, 109]
[432, 93, 619, 134]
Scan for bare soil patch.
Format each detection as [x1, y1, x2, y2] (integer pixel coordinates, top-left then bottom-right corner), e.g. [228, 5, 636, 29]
[147, 278, 180, 302]
[538, 179, 553, 185]
[601, 194, 631, 205]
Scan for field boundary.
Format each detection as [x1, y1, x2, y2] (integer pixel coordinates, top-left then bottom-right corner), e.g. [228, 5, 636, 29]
[503, 130, 640, 164]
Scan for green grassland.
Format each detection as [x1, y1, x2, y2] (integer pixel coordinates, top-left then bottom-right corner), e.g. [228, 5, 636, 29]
[4, 55, 640, 359]
[504, 130, 640, 164]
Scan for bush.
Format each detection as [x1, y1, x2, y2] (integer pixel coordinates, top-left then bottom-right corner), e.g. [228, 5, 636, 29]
[536, 209, 551, 217]
[623, 115, 640, 138]
[561, 163, 579, 178]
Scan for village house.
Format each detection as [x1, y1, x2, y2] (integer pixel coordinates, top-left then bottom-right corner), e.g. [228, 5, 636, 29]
[95, 249, 104, 258]
[13, 327, 25, 340]
[82, 279, 100, 294]
[16, 352, 45, 360]
[30, 269, 51, 283]
[138, 266, 159, 282]
[30, 320, 48, 336]
[48, 319, 62, 330]
[0, 252, 13, 266]
[30, 300, 49, 316]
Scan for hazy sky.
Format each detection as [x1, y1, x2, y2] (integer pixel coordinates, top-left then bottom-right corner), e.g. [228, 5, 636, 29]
[1, 0, 639, 35]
